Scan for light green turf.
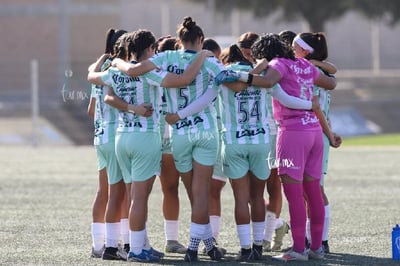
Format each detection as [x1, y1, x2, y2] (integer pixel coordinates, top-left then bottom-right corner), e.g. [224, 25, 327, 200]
[343, 133, 400, 146]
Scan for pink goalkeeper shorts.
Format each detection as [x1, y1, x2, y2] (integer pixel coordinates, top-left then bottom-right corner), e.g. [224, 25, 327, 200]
[276, 129, 323, 181]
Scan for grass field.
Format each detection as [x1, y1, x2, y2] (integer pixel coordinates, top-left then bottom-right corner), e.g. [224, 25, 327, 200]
[343, 133, 400, 146]
[0, 145, 399, 265]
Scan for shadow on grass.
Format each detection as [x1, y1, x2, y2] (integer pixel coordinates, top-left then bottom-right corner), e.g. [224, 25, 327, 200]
[158, 252, 398, 265]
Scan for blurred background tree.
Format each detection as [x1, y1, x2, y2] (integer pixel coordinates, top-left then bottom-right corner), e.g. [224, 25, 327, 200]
[351, 0, 400, 26]
[184, 0, 400, 32]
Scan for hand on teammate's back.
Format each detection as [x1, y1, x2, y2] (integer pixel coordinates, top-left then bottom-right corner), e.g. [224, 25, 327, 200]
[165, 113, 180, 125]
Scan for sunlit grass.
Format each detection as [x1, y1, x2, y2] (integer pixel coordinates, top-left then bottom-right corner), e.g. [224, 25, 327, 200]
[343, 133, 400, 146]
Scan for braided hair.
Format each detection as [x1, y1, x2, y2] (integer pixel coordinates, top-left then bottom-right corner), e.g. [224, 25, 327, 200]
[251, 33, 295, 61]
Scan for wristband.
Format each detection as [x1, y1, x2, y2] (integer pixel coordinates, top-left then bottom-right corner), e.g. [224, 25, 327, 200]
[247, 73, 253, 85]
[238, 72, 249, 83]
[238, 72, 253, 85]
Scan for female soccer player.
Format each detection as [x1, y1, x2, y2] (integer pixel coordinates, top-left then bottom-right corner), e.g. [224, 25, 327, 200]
[87, 28, 128, 260]
[88, 29, 212, 262]
[111, 17, 231, 262]
[293, 31, 342, 254]
[215, 33, 339, 261]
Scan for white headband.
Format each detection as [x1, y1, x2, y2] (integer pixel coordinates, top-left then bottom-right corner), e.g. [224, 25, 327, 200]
[293, 36, 314, 53]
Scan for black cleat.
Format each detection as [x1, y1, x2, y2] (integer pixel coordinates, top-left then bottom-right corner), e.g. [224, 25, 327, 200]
[102, 247, 127, 261]
[207, 245, 226, 261]
[235, 248, 254, 261]
[252, 244, 263, 260]
[184, 249, 198, 262]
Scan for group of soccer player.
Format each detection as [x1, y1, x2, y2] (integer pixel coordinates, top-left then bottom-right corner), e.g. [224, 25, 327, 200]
[87, 15, 341, 263]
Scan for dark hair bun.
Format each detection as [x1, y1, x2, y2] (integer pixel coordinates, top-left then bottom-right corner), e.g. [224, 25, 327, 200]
[183, 16, 196, 30]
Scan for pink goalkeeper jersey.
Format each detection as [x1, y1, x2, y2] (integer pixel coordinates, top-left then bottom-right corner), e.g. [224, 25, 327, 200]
[269, 57, 321, 130]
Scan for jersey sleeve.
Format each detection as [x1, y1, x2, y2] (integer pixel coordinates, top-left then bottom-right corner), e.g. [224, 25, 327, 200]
[101, 68, 114, 88]
[271, 84, 312, 110]
[268, 58, 288, 77]
[90, 85, 97, 98]
[143, 69, 168, 87]
[204, 56, 227, 79]
[149, 51, 168, 67]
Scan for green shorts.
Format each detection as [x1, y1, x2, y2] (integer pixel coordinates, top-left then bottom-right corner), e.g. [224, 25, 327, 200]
[115, 132, 162, 183]
[223, 143, 270, 180]
[95, 141, 123, 185]
[321, 134, 330, 185]
[162, 136, 172, 154]
[161, 123, 172, 154]
[213, 137, 227, 181]
[267, 134, 277, 170]
[172, 129, 219, 173]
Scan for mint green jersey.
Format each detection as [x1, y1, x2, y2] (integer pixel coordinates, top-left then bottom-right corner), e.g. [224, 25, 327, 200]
[91, 59, 119, 145]
[101, 64, 166, 133]
[266, 84, 282, 136]
[149, 50, 225, 135]
[314, 69, 331, 118]
[220, 62, 270, 145]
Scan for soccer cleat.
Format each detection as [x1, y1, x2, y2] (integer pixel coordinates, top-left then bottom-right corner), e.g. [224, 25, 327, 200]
[123, 243, 129, 254]
[165, 240, 187, 254]
[262, 240, 271, 252]
[127, 249, 160, 262]
[202, 237, 227, 255]
[309, 246, 325, 260]
[184, 249, 198, 262]
[207, 245, 226, 261]
[252, 244, 263, 260]
[102, 246, 127, 261]
[149, 247, 165, 258]
[272, 248, 309, 262]
[271, 221, 290, 251]
[322, 240, 330, 253]
[91, 246, 104, 258]
[214, 70, 240, 86]
[235, 248, 253, 261]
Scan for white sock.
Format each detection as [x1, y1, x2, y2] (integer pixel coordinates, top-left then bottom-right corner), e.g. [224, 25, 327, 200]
[130, 229, 145, 255]
[189, 222, 205, 251]
[204, 223, 213, 240]
[91, 222, 105, 251]
[237, 224, 251, 249]
[252, 221, 265, 246]
[275, 217, 284, 229]
[190, 222, 205, 239]
[306, 218, 311, 242]
[322, 205, 330, 241]
[209, 215, 221, 240]
[105, 222, 121, 248]
[120, 218, 129, 245]
[264, 211, 277, 241]
[164, 220, 179, 241]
